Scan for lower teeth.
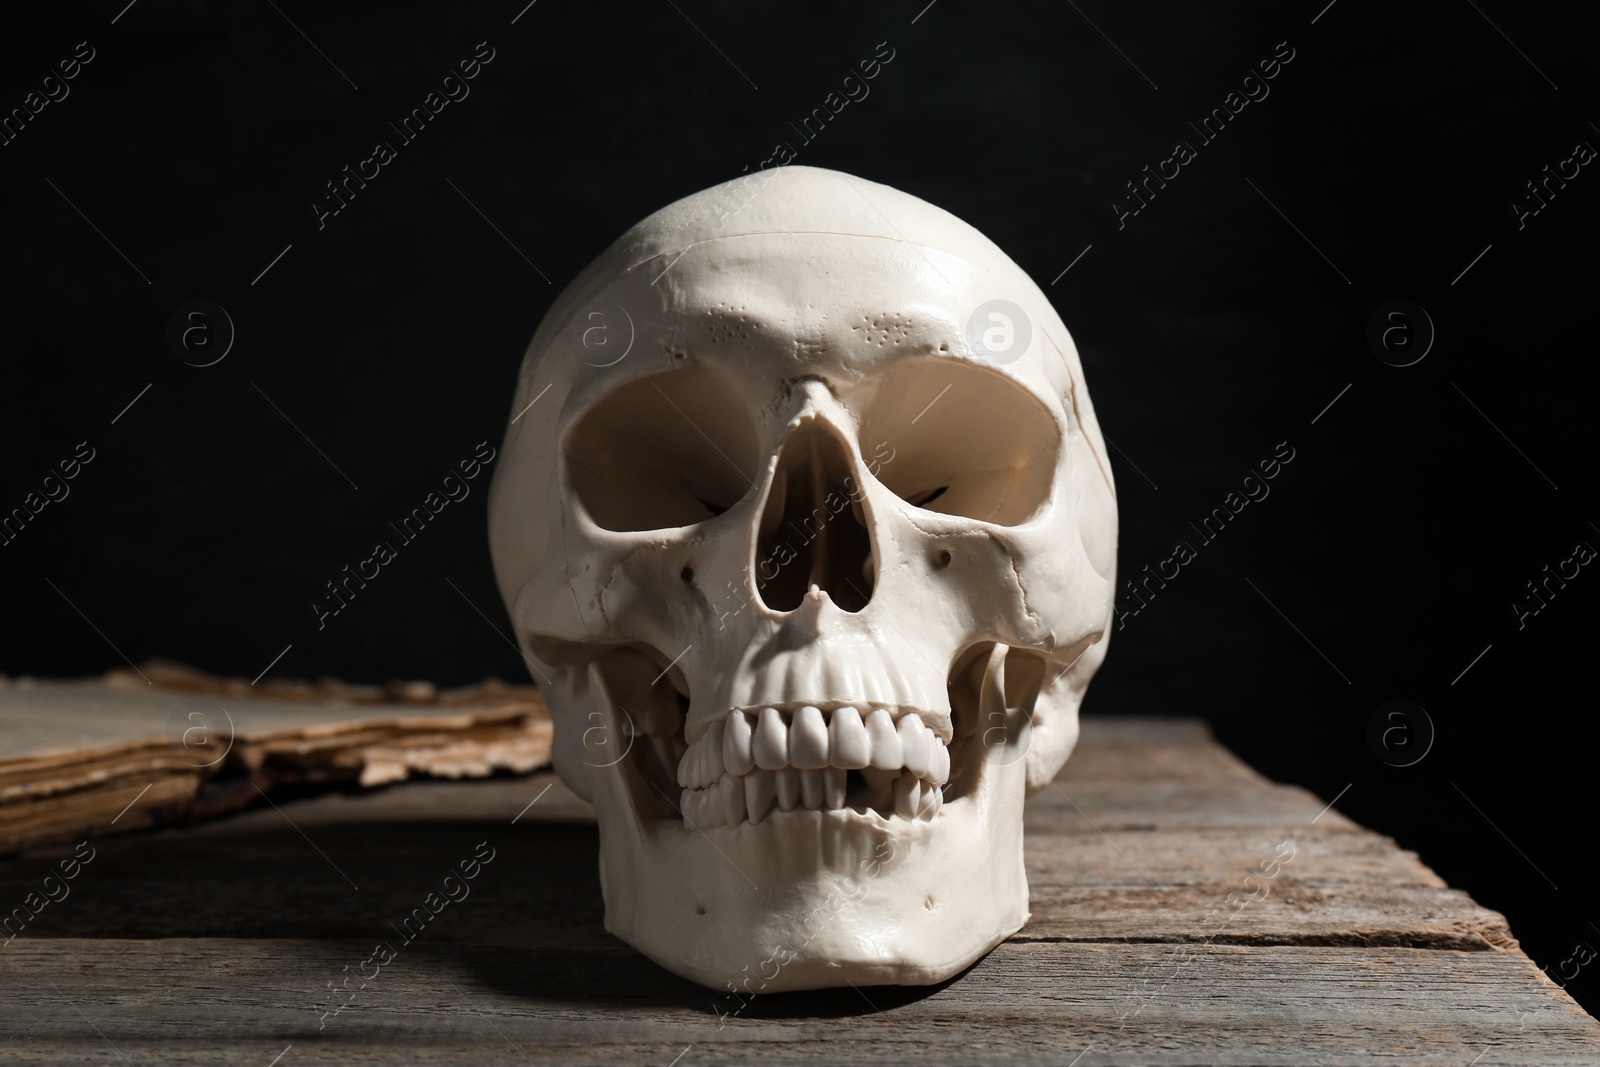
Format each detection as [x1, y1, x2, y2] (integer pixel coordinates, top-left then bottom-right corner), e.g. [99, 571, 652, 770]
[679, 768, 942, 828]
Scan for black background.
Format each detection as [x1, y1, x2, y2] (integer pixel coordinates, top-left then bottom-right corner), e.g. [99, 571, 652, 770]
[4, 0, 1597, 1016]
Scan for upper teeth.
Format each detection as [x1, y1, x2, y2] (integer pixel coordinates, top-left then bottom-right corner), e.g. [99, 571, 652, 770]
[674, 705, 950, 828]
[679, 705, 950, 788]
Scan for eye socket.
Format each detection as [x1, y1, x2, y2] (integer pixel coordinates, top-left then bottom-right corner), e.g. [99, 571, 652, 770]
[859, 357, 1059, 526]
[565, 367, 759, 532]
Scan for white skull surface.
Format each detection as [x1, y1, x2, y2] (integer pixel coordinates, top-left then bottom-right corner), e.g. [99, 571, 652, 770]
[488, 166, 1116, 992]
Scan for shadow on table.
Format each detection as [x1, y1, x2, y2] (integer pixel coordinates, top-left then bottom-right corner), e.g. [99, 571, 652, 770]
[3, 806, 953, 1017]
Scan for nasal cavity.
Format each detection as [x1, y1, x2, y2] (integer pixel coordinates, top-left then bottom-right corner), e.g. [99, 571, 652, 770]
[754, 422, 876, 613]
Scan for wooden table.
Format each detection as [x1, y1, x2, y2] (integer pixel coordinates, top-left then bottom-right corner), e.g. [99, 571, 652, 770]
[3, 718, 1596, 1064]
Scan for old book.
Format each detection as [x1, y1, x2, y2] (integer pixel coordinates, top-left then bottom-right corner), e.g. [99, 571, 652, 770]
[0, 660, 551, 855]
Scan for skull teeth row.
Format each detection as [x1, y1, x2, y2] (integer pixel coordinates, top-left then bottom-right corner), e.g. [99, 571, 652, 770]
[680, 768, 945, 828]
[676, 706, 951, 790]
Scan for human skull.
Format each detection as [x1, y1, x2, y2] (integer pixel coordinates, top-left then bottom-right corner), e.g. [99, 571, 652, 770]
[488, 166, 1116, 992]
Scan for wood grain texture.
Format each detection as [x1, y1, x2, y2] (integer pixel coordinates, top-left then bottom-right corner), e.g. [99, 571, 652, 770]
[1, 717, 1594, 1064]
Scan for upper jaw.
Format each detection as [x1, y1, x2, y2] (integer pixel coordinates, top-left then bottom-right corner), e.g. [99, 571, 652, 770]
[682, 626, 949, 745]
[727, 700, 951, 741]
[673, 701, 956, 828]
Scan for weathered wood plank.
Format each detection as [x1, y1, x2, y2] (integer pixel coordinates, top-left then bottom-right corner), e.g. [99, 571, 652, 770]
[1046, 718, 1265, 784]
[0, 842, 1510, 954]
[0, 783, 1507, 951]
[1, 716, 1593, 1063]
[1029, 778, 1361, 831]
[1, 939, 1594, 1065]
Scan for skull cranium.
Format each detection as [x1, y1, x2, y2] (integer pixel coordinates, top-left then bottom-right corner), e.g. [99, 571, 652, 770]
[489, 166, 1116, 991]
